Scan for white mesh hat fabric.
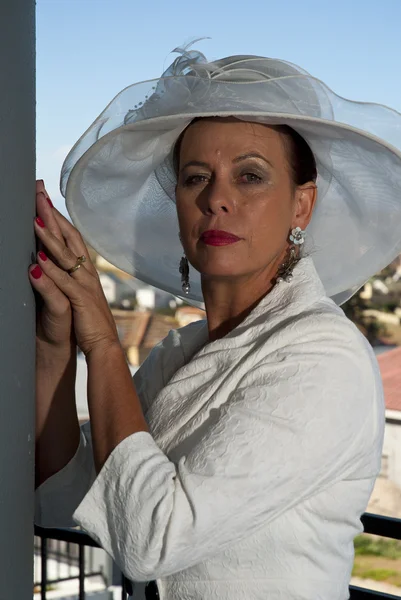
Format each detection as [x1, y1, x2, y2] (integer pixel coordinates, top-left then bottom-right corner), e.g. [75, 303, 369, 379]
[61, 43, 401, 305]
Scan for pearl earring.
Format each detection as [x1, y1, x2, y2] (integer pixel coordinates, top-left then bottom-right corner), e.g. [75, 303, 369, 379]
[276, 227, 306, 283]
[289, 226, 306, 246]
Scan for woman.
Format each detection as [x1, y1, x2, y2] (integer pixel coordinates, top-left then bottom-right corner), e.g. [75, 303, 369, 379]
[33, 45, 401, 599]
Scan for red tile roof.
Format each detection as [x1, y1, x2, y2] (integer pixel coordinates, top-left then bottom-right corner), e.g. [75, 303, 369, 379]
[112, 310, 152, 348]
[111, 309, 178, 351]
[377, 346, 401, 412]
[142, 314, 178, 349]
[175, 306, 206, 316]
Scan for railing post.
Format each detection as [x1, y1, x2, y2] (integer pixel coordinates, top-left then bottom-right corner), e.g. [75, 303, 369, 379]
[0, 0, 36, 597]
[78, 544, 85, 599]
[41, 537, 48, 600]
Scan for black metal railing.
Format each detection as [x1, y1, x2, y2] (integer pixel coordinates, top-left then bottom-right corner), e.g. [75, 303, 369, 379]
[35, 512, 401, 600]
[34, 525, 132, 599]
[350, 513, 401, 600]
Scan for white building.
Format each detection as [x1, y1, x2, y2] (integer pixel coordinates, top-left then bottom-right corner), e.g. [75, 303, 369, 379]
[368, 347, 401, 518]
[98, 271, 178, 311]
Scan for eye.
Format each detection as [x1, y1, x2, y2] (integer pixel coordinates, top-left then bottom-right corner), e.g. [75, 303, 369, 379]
[239, 172, 263, 184]
[183, 174, 210, 186]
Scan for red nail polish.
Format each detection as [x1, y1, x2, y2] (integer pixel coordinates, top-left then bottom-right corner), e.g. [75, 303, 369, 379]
[47, 197, 53, 208]
[31, 265, 42, 279]
[38, 251, 47, 261]
[35, 216, 45, 228]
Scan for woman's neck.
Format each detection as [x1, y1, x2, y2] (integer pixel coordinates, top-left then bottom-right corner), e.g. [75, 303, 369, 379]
[202, 278, 274, 342]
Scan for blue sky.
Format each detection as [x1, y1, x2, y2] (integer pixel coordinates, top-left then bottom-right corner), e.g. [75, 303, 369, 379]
[36, 0, 401, 214]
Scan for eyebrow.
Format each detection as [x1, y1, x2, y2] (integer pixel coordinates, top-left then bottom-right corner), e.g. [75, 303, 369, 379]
[180, 160, 210, 171]
[233, 153, 274, 168]
[180, 153, 274, 172]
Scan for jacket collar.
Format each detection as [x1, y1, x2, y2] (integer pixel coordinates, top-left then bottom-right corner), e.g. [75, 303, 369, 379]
[178, 256, 328, 362]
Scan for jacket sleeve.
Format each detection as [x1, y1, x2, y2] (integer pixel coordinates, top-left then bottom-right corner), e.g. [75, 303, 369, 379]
[35, 420, 96, 528]
[71, 328, 385, 581]
[34, 354, 159, 528]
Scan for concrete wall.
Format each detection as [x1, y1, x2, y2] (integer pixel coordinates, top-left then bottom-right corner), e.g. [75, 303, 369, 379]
[0, 0, 36, 596]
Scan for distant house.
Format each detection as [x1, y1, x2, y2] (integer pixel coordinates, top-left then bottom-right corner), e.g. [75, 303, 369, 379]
[98, 272, 119, 305]
[377, 347, 401, 486]
[135, 285, 178, 311]
[99, 270, 178, 311]
[360, 277, 401, 309]
[367, 347, 401, 518]
[112, 309, 179, 367]
[89, 246, 179, 310]
[389, 254, 401, 282]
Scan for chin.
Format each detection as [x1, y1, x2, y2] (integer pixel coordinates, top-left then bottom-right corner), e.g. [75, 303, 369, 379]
[199, 264, 244, 280]
[191, 250, 253, 279]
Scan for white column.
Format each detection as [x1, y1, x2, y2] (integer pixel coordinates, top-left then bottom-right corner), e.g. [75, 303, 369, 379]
[0, 0, 36, 595]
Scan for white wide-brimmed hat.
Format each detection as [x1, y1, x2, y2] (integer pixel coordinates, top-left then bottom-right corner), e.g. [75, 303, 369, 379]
[61, 42, 401, 306]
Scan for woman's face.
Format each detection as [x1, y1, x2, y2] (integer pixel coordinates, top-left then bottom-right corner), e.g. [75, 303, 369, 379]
[175, 118, 316, 286]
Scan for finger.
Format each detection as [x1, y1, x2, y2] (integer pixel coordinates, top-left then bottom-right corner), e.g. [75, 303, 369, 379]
[49, 209, 98, 276]
[35, 194, 94, 278]
[35, 251, 98, 312]
[29, 263, 71, 318]
[36, 183, 64, 242]
[35, 250, 86, 300]
[36, 251, 116, 331]
[36, 181, 98, 277]
[35, 181, 93, 275]
[36, 179, 52, 203]
[34, 224, 93, 286]
[36, 179, 57, 213]
[35, 199, 93, 276]
[35, 191, 71, 269]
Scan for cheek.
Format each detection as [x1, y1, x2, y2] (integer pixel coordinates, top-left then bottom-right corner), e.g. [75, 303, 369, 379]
[175, 194, 199, 236]
[175, 193, 189, 220]
[245, 193, 292, 243]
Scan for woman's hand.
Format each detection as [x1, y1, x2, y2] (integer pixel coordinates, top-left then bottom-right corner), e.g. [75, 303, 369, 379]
[34, 180, 74, 356]
[30, 185, 119, 357]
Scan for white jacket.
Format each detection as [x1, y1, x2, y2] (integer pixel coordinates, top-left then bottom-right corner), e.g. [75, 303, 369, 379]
[35, 257, 385, 600]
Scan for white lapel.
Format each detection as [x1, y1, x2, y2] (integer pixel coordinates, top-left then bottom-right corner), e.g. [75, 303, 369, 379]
[146, 257, 327, 454]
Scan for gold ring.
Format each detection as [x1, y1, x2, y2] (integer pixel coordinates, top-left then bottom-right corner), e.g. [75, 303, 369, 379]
[67, 255, 87, 274]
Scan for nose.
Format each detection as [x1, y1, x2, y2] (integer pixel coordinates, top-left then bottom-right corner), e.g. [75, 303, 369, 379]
[203, 177, 234, 215]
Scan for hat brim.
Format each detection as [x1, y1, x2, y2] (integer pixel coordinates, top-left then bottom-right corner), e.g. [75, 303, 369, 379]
[60, 58, 401, 306]
[64, 109, 401, 306]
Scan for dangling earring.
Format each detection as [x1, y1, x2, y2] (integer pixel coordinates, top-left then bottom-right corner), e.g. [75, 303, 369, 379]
[276, 227, 306, 283]
[179, 255, 190, 295]
[178, 232, 190, 295]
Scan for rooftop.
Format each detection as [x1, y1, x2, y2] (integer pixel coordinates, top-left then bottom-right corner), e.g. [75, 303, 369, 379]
[377, 346, 401, 412]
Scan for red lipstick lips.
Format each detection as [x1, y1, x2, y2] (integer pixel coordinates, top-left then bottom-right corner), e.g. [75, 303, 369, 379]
[200, 230, 241, 246]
